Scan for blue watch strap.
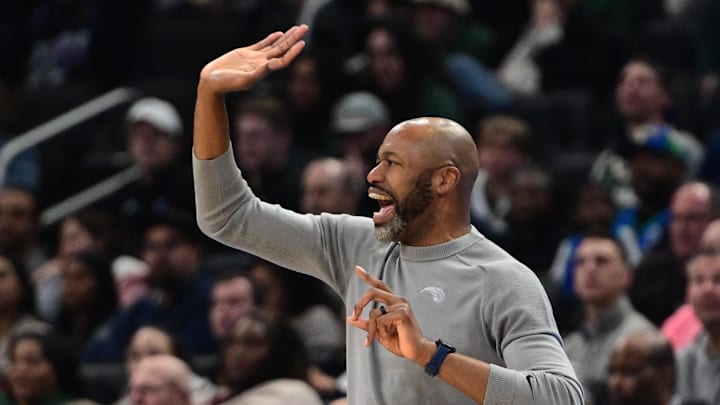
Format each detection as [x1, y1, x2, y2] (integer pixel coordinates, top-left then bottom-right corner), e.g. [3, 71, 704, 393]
[425, 339, 456, 377]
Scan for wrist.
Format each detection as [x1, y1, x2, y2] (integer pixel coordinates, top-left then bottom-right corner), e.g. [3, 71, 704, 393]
[413, 339, 437, 367]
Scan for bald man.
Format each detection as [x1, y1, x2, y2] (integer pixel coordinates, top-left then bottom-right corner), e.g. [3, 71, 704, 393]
[192, 25, 582, 404]
[128, 355, 192, 405]
[300, 157, 362, 215]
[607, 331, 678, 405]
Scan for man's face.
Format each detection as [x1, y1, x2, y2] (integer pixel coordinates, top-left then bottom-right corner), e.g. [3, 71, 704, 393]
[573, 237, 629, 307]
[608, 340, 666, 405]
[128, 122, 179, 173]
[368, 28, 405, 92]
[366, 129, 434, 242]
[224, 317, 271, 385]
[9, 339, 56, 402]
[210, 277, 255, 341]
[630, 151, 684, 204]
[670, 185, 712, 259]
[0, 188, 36, 250]
[142, 225, 198, 285]
[687, 255, 720, 329]
[129, 364, 188, 405]
[616, 61, 669, 122]
[477, 137, 526, 181]
[301, 161, 355, 215]
[234, 114, 286, 172]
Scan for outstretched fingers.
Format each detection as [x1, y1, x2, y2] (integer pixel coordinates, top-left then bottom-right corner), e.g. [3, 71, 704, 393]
[248, 31, 283, 51]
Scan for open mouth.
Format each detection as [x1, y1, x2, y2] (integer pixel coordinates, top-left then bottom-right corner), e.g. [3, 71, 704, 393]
[369, 188, 396, 225]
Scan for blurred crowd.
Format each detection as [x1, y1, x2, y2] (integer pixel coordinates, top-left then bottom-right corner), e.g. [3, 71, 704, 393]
[1, 0, 720, 404]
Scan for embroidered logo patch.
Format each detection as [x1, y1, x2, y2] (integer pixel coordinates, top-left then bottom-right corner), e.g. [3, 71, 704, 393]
[420, 286, 445, 303]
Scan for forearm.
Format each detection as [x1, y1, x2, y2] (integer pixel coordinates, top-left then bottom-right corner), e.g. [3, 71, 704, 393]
[412, 335, 583, 404]
[412, 343, 490, 404]
[193, 80, 231, 160]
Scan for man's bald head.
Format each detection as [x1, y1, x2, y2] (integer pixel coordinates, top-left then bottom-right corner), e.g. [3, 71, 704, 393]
[608, 330, 675, 405]
[129, 354, 192, 405]
[390, 117, 480, 197]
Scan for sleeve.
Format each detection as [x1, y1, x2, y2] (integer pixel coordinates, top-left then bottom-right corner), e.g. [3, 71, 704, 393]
[483, 262, 584, 404]
[192, 146, 371, 291]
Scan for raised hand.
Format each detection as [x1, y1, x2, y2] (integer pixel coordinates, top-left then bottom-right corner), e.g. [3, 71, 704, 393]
[347, 266, 435, 363]
[199, 25, 309, 95]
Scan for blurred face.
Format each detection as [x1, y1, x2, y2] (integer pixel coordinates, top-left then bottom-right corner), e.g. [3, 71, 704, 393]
[509, 172, 551, 223]
[224, 317, 271, 384]
[686, 255, 720, 329]
[0, 188, 36, 251]
[630, 151, 684, 204]
[61, 258, 96, 310]
[210, 277, 255, 341]
[366, 127, 435, 243]
[670, 184, 713, 258]
[9, 339, 56, 402]
[616, 61, 669, 122]
[142, 225, 198, 284]
[128, 122, 179, 173]
[129, 364, 188, 405]
[301, 161, 355, 214]
[127, 328, 174, 373]
[234, 114, 284, 172]
[573, 186, 615, 233]
[573, 237, 630, 307]
[477, 136, 527, 181]
[368, 28, 405, 92]
[608, 339, 667, 405]
[0, 257, 23, 312]
[58, 217, 95, 258]
[288, 57, 321, 111]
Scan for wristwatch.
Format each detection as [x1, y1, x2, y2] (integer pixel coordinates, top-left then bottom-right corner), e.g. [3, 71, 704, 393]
[424, 339, 456, 377]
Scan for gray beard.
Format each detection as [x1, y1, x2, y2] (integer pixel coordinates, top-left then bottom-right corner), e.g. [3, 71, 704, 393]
[374, 214, 407, 242]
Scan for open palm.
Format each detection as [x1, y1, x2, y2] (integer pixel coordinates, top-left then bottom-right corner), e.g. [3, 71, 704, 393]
[199, 25, 308, 94]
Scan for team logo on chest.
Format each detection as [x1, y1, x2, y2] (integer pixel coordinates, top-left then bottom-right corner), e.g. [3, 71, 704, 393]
[420, 286, 446, 303]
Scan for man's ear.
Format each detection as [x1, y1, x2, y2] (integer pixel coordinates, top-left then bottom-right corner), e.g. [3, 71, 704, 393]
[434, 166, 460, 194]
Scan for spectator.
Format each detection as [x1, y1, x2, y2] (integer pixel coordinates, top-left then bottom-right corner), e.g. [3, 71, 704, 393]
[611, 124, 700, 265]
[98, 97, 196, 252]
[82, 211, 215, 362]
[33, 209, 125, 322]
[676, 247, 720, 404]
[563, 235, 655, 404]
[231, 95, 313, 212]
[115, 326, 227, 405]
[591, 58, 703, 207]
[501, 165, 565, 276]
[1, 329, 84, 404]
[630, 181, 720, 326]
[0, 254, 48, 378]
[127, 355, 192, 405]
[469, 115, 533, 240]
[250, 259, 345, 391]
[408, 0, 511, 111]
[54, 250, 117, 356]
[284, 49, 343, 153]
[548, 181, 617, 334]
[607, 330, 698, 405]
[330, 91, 391, 183]
[300, 157, 364, 216]
[209, 272, 258, 346]
[353, 18, 466, 124]
[0, 186, 50, 316]
[219, 310, 323, 405]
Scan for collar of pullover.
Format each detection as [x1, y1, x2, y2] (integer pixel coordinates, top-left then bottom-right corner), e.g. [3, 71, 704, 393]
[399, 228, 484, 262]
